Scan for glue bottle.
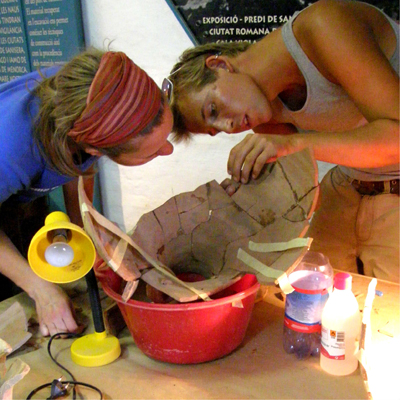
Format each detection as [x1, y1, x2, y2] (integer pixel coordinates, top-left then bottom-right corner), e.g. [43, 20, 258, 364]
[283, 251, 333, 359]
[320, 272, 361, 375]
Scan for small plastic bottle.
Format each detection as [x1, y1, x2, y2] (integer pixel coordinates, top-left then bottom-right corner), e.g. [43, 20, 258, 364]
[283, 251, 333, 359]
[320, 272, 361, 375]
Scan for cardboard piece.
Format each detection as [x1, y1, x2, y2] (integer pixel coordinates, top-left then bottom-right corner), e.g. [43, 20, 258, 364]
[0, 339, 30, 400]
[0, 303, 32, 354]
[80, 149, 318, 302]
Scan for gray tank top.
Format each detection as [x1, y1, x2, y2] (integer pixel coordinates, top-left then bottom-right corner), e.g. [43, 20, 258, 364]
[281, 3, 399, 181]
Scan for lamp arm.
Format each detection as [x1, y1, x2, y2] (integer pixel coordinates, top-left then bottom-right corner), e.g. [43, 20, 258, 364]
[85, 269, 105, 333]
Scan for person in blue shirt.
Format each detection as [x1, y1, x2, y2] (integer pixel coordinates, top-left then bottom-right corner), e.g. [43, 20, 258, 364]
[0, 49, 174, 336]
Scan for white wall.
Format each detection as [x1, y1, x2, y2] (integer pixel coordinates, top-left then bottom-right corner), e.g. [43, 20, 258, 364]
[80, 0, 333, 232]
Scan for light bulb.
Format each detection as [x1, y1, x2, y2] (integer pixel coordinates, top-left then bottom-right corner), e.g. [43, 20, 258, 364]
[45, 242, 75, 267]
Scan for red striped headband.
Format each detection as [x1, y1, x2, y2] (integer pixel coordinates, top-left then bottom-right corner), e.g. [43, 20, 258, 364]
[68, 52, 162, 148]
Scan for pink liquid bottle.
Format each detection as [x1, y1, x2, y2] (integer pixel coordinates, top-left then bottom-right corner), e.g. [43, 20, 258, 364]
[283, 251, 333, 359]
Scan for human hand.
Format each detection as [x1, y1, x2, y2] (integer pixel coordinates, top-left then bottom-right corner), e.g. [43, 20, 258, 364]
[31, 281, 84, 337]
[227, 133, 293, 183]
[220, 178, 241, 196]
[0, 229, 84, 337]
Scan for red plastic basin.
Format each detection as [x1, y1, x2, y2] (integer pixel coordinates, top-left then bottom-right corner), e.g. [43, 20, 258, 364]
[96, 265, 260, 364]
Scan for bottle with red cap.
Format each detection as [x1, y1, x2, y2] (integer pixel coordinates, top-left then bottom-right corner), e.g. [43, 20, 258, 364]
[320, 272, 361, 375]
[282, 251, 333, 359]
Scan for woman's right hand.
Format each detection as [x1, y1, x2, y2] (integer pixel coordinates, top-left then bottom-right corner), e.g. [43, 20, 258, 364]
[220, 178, 241, 196]
[31, 280, 85, 337]
[0, 228, 84, 337]
[227, 133, 297, 184]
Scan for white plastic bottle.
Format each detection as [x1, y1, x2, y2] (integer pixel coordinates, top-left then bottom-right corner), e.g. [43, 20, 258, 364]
[320, 272, 361, 375]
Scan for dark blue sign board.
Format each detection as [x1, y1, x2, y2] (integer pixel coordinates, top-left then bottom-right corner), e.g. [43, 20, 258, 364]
[22, 0, 84, 70]
[0, 0, 30, 83]
[0, 0, 84, 83]
[165, 0, 398, 45]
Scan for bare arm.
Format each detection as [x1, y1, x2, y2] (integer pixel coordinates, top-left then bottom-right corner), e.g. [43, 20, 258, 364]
[252, 122, 298, 135]
[294, 0, 399, 165]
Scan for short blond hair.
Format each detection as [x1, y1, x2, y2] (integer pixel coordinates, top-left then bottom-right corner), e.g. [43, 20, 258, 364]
[169, 41, 250, 141]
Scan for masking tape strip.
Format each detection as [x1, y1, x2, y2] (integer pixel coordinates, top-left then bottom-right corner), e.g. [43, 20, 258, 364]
[248, 237, 313, 253]
[232, 300, 244, 308]
[237, 248, 282, 279]
[111, 239, 128, 270]
[107, 257, 121, 274]
[82, 201, 124, 271]
[355, 348, 368, 369]
[276, 273, 294, 294]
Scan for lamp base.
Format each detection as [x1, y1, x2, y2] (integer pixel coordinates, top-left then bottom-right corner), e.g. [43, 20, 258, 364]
[71, 331, 121, 367]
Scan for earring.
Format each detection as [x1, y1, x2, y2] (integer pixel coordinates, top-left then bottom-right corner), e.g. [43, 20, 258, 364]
[214, 52, 221, 60]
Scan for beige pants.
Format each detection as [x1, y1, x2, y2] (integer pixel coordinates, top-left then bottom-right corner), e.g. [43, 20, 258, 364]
[308, 166, 399, 283]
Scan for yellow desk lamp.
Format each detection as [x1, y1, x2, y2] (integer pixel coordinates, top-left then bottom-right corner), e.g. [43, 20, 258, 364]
[28, 211, 121, 367]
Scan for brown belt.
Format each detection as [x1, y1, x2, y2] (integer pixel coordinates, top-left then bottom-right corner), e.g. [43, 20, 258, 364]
[351, 179, 400, 196]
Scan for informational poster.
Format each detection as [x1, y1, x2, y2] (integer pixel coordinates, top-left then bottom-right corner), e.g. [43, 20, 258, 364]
[165, 0, 399, 45]
[22, 0, 84, 70]
[0, 0, 84, 83]
[0, 0, 30, 82]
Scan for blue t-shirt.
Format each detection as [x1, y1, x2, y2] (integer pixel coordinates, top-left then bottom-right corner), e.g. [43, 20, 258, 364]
[0, 67, 97, 203]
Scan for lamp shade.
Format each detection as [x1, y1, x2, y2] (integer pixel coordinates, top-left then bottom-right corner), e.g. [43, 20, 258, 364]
[28, 211, 96, 283]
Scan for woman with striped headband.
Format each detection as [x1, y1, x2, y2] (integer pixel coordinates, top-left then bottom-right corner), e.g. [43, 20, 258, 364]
[0, 49, 173, 336]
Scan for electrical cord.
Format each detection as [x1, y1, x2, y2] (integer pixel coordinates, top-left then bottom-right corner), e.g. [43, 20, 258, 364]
[26, 332, 103, 400]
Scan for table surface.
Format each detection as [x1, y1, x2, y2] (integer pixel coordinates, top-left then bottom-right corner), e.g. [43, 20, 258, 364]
[2, 271, 399, 400]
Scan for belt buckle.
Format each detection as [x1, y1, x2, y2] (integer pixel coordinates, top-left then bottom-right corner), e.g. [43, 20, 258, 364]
[389, 180, 400, 195]
[352, 180, 383, 196]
